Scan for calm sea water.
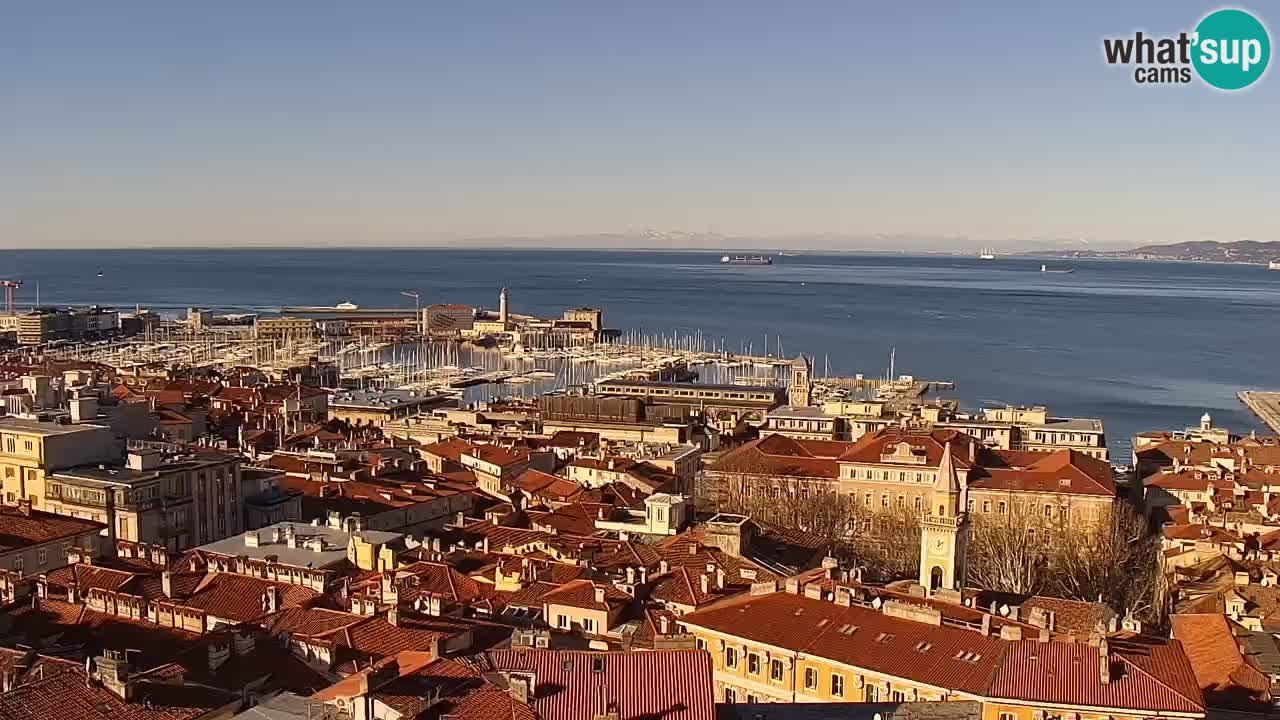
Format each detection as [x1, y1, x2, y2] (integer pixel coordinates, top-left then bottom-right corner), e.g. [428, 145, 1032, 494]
[4, 248, 1278, 456]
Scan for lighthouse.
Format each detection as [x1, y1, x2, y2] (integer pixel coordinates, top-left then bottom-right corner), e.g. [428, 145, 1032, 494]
[499, 287, 510, 328]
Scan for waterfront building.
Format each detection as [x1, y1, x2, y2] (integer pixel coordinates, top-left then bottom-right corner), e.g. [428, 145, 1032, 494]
[329, 387, 453, 427]
[561, 306, 604, 332]
[540, 394, 705, 446]
[0, 416, 120, 511]
[425, 303, 475, 336]
[46, 447, 244, 550]
[15, 306, 120, 345]
[821, 402, 1109, 461]
[253, 316, 316, 342]
[762, 405, 844, 440]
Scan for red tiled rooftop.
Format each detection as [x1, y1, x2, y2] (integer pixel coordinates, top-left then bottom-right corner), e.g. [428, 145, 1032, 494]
[484, 648, 714, 720]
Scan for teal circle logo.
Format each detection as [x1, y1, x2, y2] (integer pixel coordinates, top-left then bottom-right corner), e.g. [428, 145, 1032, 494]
[1192, 8, 1271, 90]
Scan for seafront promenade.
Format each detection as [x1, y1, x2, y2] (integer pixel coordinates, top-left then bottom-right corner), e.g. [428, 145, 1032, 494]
[1240, 390, 1280, 433]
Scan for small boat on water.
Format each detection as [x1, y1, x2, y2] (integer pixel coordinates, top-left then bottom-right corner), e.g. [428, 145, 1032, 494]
[721, 255, 773, 266]
[1269, 260, 1280, 271]
[1040, 264, 1074, 274]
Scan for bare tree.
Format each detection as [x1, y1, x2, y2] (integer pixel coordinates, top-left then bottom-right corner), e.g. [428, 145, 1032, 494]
[965, 509, 1051, 595]
[1050, 501, 1163, 623]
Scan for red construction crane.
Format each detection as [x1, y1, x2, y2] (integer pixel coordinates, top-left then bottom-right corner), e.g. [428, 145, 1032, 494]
[1, 280, 22, 315]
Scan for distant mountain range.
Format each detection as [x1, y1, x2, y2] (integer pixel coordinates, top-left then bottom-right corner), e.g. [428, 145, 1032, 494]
[1035, 240, 1280, 264]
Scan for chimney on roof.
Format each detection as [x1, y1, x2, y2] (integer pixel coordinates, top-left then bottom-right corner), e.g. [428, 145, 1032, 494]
[161, 571, 173, 599]
[980, 613, 992, 636]
[387, 607, 399, 627]
[1098, 637, 1111, 685]
[262, 587, 280, 614]
[626, 567, 636, 585]
[207, 640, 231, 673]
[93, 651, 136, 702]
[594, 586, 606, 604]
[715, 567, 725, 590]
[659, 615, 671, 635]
[700, 574, 710, 595]
[15, 500, 31, 517]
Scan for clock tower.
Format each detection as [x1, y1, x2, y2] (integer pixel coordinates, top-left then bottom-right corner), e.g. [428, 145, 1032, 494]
[919, 441, 971, 592]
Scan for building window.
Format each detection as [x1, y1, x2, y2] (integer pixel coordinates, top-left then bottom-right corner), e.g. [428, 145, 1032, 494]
[896, 495, 905, 509]
[999, 714, 1015, 720]
[770, 659, 784, 681]
[745, 694, 757, 704]
[724, 688, 736, 704]
[830, 673, 844, 698]
[747, 653, 760, 675]
[23, 441, 32, 451]
[804, 667, 818, 690]
[982, 500, 991, 513]
[864, 492, 872, 507]
[998, 501, 1007, 514]
[892, 689, 906, 702]
[556, 614, 569, 629]
[967, 498, 975, 512]
[1044, 504, 1053, 518]
[696, 638, 707, 651]
[12, 557, 22, 573]
[36, 548, 47, 566]
[913, 497, 923, 511]
[725, 647, 738, 668]
[881, 495, 889, 508]
[864, 684, 879, 702]
[583, 617, 596, 633]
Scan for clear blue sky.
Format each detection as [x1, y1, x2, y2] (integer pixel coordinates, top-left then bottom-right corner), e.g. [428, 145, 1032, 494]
[1, 1, 1276, 249]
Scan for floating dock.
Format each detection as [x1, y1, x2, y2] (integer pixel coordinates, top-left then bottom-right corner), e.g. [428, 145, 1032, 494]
[1239, 390, 1280, 433]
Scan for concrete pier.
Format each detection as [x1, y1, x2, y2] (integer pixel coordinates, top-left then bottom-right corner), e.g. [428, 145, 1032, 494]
[1239, 390, 1280, 433]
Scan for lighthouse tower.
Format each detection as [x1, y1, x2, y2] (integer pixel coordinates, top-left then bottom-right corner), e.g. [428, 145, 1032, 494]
[499, 287, 510, 329]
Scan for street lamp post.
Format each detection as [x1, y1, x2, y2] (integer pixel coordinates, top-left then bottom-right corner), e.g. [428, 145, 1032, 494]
[400, 291, 420, 336]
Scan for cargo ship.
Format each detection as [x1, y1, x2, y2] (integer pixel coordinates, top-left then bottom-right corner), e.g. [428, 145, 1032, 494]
[720, 255, 773, 266]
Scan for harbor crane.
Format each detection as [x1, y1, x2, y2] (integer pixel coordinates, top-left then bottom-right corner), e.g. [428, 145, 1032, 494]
[1, 280, 21, 315]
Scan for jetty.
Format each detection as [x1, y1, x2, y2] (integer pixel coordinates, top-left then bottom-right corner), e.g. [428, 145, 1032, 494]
[1239, 390, 1280, 433]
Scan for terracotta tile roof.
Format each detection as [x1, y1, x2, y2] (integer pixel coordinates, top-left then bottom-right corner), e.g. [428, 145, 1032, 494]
[1147, 468, 1214, 491]
[836, 428, 980, 468]
[710, 434, 841, 479]
[483, 648, 715, 720]
[260, 606, 367, 638]
[991, 636, 1203, 714]
[547, 431, 600, 449]
[974, 449, 1115, 496]
[466, 445, 527, 468]
[682, 590, 1204, 713]
[6, 599, 202, 670]
[654, 533, 780, 589]
[516, 469, 586, 503]
[0, 506, 105, 553]
[373, 657, 539, 720]
[540, 579, 631, 612]
[0, 655, 237, 720]
[174, 572, 321, 622]
[1017, 596, 1112, 635]
[327, 612, 471, 672]
[1171, 613, 1272, 711]
[419, 437, 476, 464]
[650, 567, 736, 608]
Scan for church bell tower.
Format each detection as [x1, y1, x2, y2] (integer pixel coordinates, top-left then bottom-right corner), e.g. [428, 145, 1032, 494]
[919, 440, 971, 592]
[788, 355, 812, 407]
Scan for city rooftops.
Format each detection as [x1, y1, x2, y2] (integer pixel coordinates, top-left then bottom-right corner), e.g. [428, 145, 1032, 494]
[52, 450, 238, 488]
[196, 521, 403, 569]
[768, 405, 837, 419]
[598, 379, 783, 393]
[0, 505, 107, 553]
[1034, 417, 1106, 432]
[330, 388, 449, 410]
[0, 416, 111, 436]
